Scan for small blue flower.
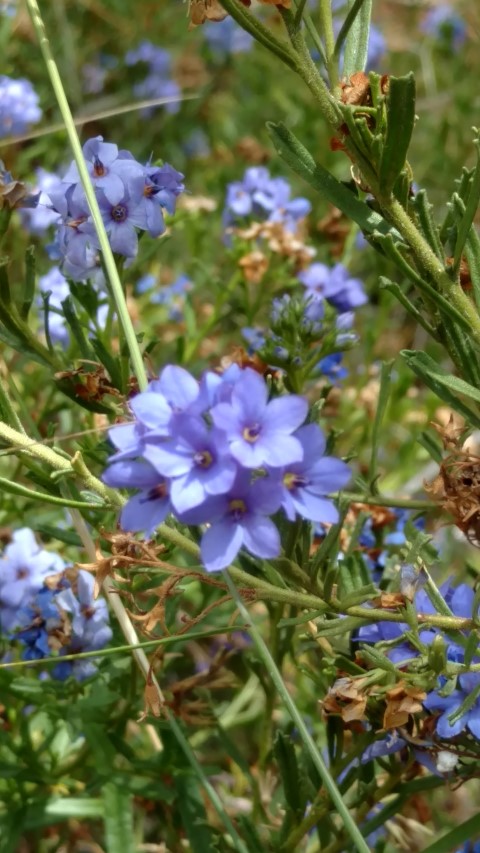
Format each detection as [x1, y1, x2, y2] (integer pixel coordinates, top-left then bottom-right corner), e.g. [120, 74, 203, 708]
[193, 469, 282, 572]
[125, 42, 181, 114]
[298, 263, 367, 313]
[0, 528, 64, 632]
[0, 76, 42, 137]
[103, 459, 172, 535]
[421, 5, 467, 50]
[275, 423, 351, 523]
[316, 352, 348, 383]
[224, 166, 311, 232]
[19, 169, 63, 235]
[204, 17, 254, 56]
[211, 367, 308, 468]
[425, 671, 480, 739]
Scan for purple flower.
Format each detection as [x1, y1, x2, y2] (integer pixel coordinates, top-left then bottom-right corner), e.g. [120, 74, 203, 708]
[47, 183, 99, 281]
[0, 76, 42, 137]
[97, 175, 148, 257]
[316, 352, 348, 383]
[54, 570, 112, 679]
[151, 274, 192, 320]
[63, 136, 142, 201]
[38, 266, 70, 346]
[211, 367, 308, 468]
[0, 528, 64, 632]
[298, 263, 367, 313]
[194, 469, 282, 571]
[144, 416, 238, 514]
[19, 169, 63, 235]
[141, 163, 185, 237]
[125, 43, 181, 114]
[276, 424, 350, 522]
[127, 365, 209, 440]
[224, 166, 311, 231]
[102, 459, 172, 535]
[420, 5, 467, 50]
[204, 17, 254, 55]
[424, 671, 480, 739]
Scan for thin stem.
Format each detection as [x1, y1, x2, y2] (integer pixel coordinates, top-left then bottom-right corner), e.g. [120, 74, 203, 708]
[337, 491, 438, 510]
[25, 0, 148, 392]
[318, 0, 339, 89]
[223, 572, 371, 853]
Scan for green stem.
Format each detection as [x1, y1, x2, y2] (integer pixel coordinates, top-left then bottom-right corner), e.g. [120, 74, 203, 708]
[318, 0, 339, 89]
[0, 475, 108, 509]
[218, 0, 297, 71]
[26, 0, 148, 392]
[383, 197, 480, 348]
[223, 572, 371, 853]
[337, 491, 437, 510]
[0, 626, 243, 671]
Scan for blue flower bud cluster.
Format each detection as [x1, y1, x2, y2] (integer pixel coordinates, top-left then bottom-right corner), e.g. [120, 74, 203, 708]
[0, 528, 112, 680]
[103, 364, 351, 572]
[33, 136, 184, 281]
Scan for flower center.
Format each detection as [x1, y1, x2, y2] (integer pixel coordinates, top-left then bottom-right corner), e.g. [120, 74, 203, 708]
[144, 483, 168, 503]
[111, 203, 128, 223]
[194, 450, 213, 469]
[144, 184, 155, 198]
[228, 498, 247, 522]
[242, 424, 261, 443]
[67, 216, 87, 230]
[93, 156, 107, 178]
[283, 472, 306, 492]
[16, 567, 28, 580]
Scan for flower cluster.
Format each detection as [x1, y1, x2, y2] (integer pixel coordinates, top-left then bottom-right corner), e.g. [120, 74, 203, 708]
[241, 263, 364, 380]
[223, 166, 311, 233]
[125, 42, 181, 114]
[0, 75, 42, 137]
[0, 529, 112, 679]
[103, 364, 351, 571]
[35, 136, 184, 281]
[136, 272, 192, 321]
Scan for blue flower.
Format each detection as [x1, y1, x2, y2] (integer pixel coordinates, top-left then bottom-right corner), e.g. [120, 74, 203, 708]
[103, 459, 172, 535]
[38, 267, 71, 346]
[97, 175, 148, 257]
[0, 76, 42, 137]
[53, 570, 112, 679]
[0, 529, 64, 632]
[275, 423, 351, 523]
[298, 263, 367, 313]
[125, 42, 181, 114]
[211, 367, 308, 468]
[420, 5, 467, 50]
[425, 671, 480, 739]
[224, 166, 311, 232]
[144, 416, 238, 514]
[204, 17, 254, 55]
[316, 352, 348, 383]
[19, 168, 63, 235]
[193, 469, 282, 572]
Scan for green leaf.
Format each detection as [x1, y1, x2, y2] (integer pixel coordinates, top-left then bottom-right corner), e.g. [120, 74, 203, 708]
[61, 295, 96, 360]
[411, 189, 444, 260]
[378, 73, 416, 196]
[342, 0, 373, 76]
[22, 245, 36, 319]
[274, 730, 303, 816]
[266, 122, 401, 239]
[102, 783, 135, 853]
[23, 797, 104, 830]
[453, 135, 480, 276]
[401, 349, 480, 429]
[464, 219, 480, 313]
[419, 813, 480, 853]
[175, 774, 219, 853]
[379, 278, 437, 338]
[368, 359, 394, 487]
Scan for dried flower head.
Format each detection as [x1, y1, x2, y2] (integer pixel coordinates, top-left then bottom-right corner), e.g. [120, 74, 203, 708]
[425, 436, 480, 547]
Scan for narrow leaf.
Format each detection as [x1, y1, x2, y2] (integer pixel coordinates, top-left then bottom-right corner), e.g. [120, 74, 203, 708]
[379, 74, 416, 195]
[342, 0, 373, 76]
[401, 350, 480, 429]
[419, 814, 480, 853]
[266, 122, 401, 239]
[102, 783, 135, 853]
